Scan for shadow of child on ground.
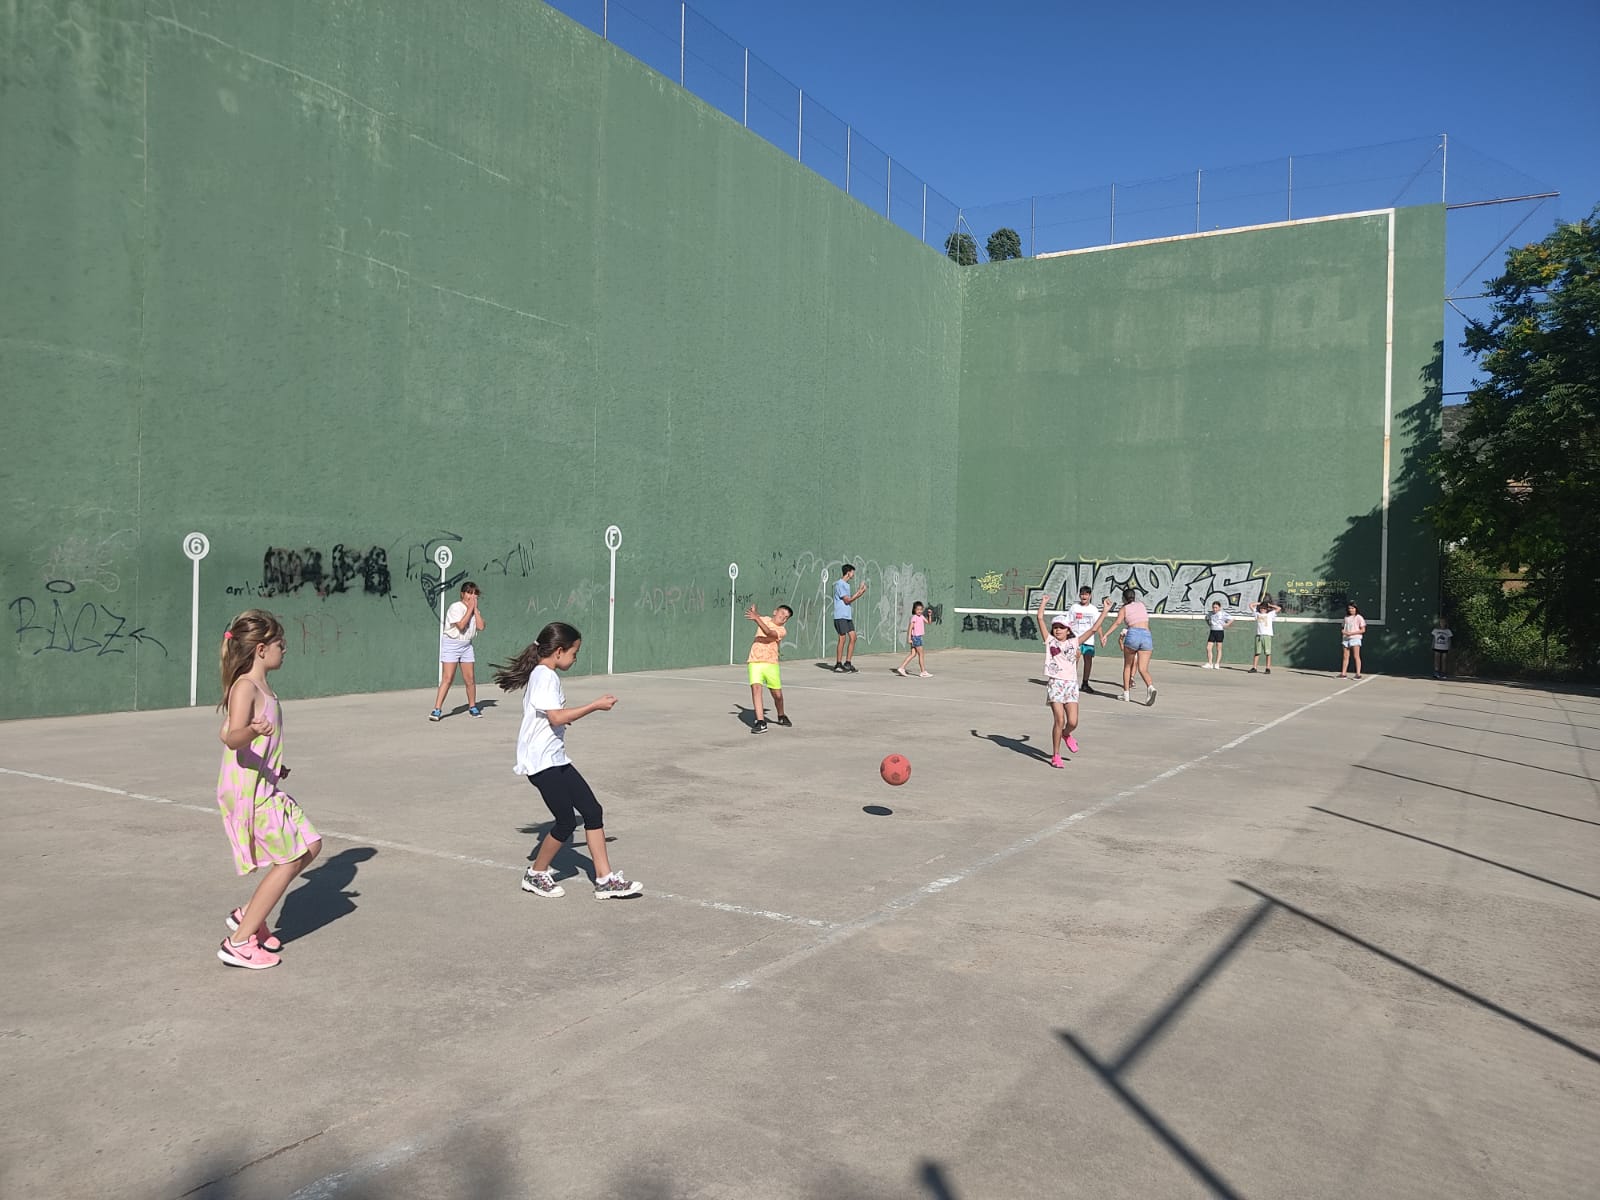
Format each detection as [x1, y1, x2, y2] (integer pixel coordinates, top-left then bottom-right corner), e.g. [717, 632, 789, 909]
[276, 845, 377, 943]
[970, 728, 1053, 763]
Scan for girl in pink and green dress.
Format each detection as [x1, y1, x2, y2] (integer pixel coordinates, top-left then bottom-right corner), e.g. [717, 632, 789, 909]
[215, 610, 322, 969]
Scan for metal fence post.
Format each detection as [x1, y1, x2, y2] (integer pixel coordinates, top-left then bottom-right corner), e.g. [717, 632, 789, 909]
[1109, 182, 1116, 244]
[741, 48, 748, 127]
[1195, 168, 1202, 232]
[1287, 156, 1293, 220]
[1030, 195, 1036, 257]
[921, 183, 927, 242]
[602, 0, 607, 40]
[678, 4, 685, 86]
[886, 156, 893, 218]
[1440, 132, 1448, 204]
[797, 89, 803, 161]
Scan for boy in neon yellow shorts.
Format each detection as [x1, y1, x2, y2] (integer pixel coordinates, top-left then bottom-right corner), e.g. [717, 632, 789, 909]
[745, 603, 793, 734]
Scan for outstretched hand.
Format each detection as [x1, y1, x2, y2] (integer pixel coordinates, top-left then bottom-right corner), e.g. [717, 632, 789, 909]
[745, 604, 759, 620]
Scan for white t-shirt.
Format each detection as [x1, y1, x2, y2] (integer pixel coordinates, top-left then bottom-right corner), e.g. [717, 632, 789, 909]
[1432, 627, 1454, 651]
[1206, 609, 1231, 631]
[442, 600, 476, 644]
[1065, 602, 1100, 647]
[514, 664, 570, 775]
[1255, 609, 1278, 636]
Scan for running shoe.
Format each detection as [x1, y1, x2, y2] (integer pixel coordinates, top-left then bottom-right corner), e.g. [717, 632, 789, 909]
[1065, 735, 1079, 753]
[226, 908, 282, 952]
[429, 708, 443, 721]
[217, 934, 280, 970]
[468, 705, 482, 717]
[594, 874, 643, 899]
[521, 868, 564, 897]
[1145, 687, 1158, 707]
[775, 715, 793, 727]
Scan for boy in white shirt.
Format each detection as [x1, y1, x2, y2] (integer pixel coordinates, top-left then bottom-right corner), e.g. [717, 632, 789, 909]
[1249, 599, 1282, 674]
[1062, 585, 1104, 694]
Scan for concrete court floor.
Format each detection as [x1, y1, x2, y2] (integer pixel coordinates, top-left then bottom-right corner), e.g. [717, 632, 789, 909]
[1, 649, 1596, 1200]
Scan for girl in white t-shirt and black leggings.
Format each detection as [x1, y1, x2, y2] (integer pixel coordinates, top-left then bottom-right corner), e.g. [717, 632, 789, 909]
[494, 622, 643, 900]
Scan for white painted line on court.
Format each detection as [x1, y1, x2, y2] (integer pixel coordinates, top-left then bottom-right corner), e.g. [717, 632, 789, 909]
[719, 677, 1370, 991]
[0, 767, 835, 930]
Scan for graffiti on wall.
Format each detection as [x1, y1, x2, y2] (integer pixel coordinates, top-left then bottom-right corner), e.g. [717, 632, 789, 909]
[257, 544, 393, 599]
[8, 581, 167, 658]
[1018, 559, 1273, 614]
[34, 528, 137, 593]
[767, 551, 933, 651]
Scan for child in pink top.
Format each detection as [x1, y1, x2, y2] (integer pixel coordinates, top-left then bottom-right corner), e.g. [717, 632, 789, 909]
[214, 610, 323, 970]
[895, 601, 932, 677]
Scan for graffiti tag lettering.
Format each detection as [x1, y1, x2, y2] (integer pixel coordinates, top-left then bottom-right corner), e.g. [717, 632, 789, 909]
[261, 545, 392, 599]
[8, 582, 168, 658]
[1023, 559, 1271, 614]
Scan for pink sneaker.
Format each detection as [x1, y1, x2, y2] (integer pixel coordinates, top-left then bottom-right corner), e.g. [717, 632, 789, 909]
[1065, 735, 1079, 754]
[1050, 754, 1065, 769]
[227, 908, 282, 952]
[217, 934, 280, 970]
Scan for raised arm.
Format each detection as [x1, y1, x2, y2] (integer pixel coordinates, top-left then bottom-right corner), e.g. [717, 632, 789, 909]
[1034, 592, 1051, 641]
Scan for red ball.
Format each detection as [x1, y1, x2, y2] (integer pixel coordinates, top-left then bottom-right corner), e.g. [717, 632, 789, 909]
[880, 754, 911, 786]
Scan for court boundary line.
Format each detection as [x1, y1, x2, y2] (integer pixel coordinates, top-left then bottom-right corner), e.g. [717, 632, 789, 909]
[720, 677, 1369, 990]
[0, 766, 836, 930]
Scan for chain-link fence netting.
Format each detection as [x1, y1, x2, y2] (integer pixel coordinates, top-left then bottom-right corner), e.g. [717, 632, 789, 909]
[544, 0, 963, 251]
[544, 0, 1560, 377]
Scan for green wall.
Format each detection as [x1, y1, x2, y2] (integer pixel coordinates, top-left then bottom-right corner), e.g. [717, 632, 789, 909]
[1, 2, 1443, 719]
[2, 0, 963, 718]
[954, 209, 1445, 671]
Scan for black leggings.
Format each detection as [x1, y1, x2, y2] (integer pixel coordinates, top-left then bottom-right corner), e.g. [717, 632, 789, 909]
[528, 763, 604, 843]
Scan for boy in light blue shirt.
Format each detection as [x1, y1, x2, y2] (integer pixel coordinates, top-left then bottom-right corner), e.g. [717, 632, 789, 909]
[832, 564, 868, 673]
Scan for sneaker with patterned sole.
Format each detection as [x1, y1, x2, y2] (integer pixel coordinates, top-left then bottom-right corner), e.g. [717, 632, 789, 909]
[226, 908, 282, 952]
[217, 934, 280, 970]
[1145, 688, 1158, 706]
[521, 868, 564, 897]
[594, 874, 643, 899]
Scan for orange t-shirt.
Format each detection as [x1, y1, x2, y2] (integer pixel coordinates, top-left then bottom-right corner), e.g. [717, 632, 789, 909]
[747, 619, 786, 663]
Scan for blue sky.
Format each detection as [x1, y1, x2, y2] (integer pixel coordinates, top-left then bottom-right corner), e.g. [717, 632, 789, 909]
[552, 0, 1599, 393]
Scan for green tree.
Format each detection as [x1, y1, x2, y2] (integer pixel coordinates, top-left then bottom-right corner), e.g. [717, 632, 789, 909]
[986, 227, 1023, 261]
[944, 231, 978, 266]
[1430, 206, 1600, 671]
